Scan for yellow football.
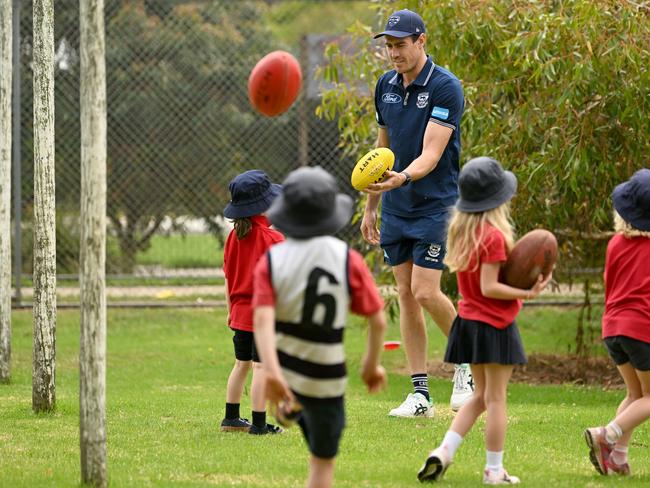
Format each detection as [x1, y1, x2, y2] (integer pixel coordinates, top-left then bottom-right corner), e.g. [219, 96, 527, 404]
[350, 147, 395, 191]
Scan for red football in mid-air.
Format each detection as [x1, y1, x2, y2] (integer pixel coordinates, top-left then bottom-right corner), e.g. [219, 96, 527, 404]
[248, 50, 302, 117]
[500, 229, 558, 289]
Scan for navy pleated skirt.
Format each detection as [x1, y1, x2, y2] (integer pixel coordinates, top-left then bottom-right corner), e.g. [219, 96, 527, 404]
[444, 315, 527, 365]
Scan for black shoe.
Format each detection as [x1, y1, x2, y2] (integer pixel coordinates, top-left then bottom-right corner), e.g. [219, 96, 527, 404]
[249, 423, 284, 435]
[220, 417, 251, 432]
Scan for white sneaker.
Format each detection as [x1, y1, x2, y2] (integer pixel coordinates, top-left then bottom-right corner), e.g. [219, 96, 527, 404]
[388, 392, 434, 418]
[450, 364, 474, 412]
[483, 468, 520, 484]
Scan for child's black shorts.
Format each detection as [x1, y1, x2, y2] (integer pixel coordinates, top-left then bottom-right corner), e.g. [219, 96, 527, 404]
[231, 328, 260, 363]
[444, 316, 527, 365]
[604, 335, 650, 371]
[295, 393, 345, 459]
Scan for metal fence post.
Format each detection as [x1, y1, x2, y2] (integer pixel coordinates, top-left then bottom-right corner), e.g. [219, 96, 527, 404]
[298, 34, 308, 167]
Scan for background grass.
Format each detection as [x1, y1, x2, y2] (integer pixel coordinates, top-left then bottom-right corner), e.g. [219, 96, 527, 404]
[517, 305, 606, 357]
[0, 307, 646, 487]
[135, 234, 223, 269]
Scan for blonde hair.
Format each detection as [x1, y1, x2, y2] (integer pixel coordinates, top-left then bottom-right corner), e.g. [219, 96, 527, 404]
[232, 217, 252, 240]
[614, 211, 650, 239]
[445, 203, 515, 273]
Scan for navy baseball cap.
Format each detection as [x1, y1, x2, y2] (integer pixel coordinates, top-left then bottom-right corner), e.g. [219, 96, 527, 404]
[374, 9, 426, 39]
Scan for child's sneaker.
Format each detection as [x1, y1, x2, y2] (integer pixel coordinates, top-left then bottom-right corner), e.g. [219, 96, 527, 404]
[450, 364, 474, 412]
[606, 457, 631, 476]
[248, 422, 283, 435]
[389, 392, 435, 418]
[584, 427, 613, 475]
[483, 468, 520, 484]
[417, 447, 451, 482]
[220, 417, 251, 432]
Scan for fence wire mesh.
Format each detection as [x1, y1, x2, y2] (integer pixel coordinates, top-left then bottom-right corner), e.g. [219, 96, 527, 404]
[12, 0, 378, 283]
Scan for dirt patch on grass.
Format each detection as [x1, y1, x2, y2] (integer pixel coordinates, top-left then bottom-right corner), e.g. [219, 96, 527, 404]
[427, 354, 624, 389]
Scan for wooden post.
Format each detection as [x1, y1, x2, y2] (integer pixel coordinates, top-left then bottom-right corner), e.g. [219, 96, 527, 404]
[79, 0, 107, 486]
[12, 0, 22, 307]
[32, 0, 57, 412]
[0, 0, 13, 384]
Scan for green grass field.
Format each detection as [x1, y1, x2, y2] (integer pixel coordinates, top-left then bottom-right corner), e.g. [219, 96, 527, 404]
[1, 307, 647, 487]
[135, 234, 223, 269]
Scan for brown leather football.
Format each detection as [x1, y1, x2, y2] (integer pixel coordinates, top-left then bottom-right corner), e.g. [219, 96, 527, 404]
[501, 229, 557, 289]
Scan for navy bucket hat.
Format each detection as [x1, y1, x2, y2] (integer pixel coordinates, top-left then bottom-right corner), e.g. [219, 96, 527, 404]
[456, 157, 517, 213]
[224, 170, 282, 219]
[267, 166, 353, 238]
[612, 168, 650, 231]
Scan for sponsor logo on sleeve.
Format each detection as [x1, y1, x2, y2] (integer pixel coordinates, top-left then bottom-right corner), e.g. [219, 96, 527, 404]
[430, 106, 450, 120]
[382, 93, 402, 104]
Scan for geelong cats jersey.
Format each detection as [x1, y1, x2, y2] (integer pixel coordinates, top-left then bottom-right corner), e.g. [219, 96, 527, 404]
[268, 236, 350, 399]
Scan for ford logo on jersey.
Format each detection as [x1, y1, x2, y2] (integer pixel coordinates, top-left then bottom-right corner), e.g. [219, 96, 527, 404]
[382, 93, 402, 104]
[431, 106, 450, 120]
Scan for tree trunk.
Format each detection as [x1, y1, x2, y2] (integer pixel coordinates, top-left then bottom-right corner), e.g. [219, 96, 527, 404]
[32, 0, 56, 412]
[79, 1, 107, 485]
[0, 0, 13, 384]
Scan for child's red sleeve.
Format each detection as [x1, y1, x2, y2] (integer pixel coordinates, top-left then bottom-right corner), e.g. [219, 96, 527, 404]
[252, 253, 275, 307]
[348, 249, 384, 316]
[480, 227, 508, 264]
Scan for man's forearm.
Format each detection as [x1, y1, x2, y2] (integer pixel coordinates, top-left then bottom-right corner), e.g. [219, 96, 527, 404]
[402, 148, 443, 181]
[365, 193, 381, 213]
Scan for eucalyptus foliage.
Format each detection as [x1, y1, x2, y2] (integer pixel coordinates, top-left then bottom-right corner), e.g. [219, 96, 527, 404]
[318, 0, 650, 272]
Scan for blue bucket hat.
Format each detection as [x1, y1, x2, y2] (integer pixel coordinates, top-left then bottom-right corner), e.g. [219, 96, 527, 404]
[374, 9, 426, 39]
[612, 168, 650, 231]
[456, 157, 517, 213]
[224, 170, 281, 219]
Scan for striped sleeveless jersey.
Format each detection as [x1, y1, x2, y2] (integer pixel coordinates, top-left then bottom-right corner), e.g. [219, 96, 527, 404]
[268, 236, 349, 399]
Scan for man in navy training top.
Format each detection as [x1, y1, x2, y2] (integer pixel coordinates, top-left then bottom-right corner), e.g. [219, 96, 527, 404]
[361, 9, 474, 417]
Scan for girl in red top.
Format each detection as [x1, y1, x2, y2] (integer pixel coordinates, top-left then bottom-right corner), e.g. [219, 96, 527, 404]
[585, 168, 650, 477]
[418, 157, 551, 485]
[220, 170, 284, 435]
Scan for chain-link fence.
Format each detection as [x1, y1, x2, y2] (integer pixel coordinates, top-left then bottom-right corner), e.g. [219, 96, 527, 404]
[11, 0, 379, 288]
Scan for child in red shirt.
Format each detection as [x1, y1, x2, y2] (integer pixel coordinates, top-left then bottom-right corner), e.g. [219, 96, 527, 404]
[220, 170, 284, 435]
[585, 168, 650, 476]
[418, 157, 551, 484]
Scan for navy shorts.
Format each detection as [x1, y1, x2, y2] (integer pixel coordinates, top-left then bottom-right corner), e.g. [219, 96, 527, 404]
[295, 393, 345, 459]
[231, 329, 260, 363]
[380, 210, 450, 270]
[444, 316, 527, 365]
[604, 336, 650, 371]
